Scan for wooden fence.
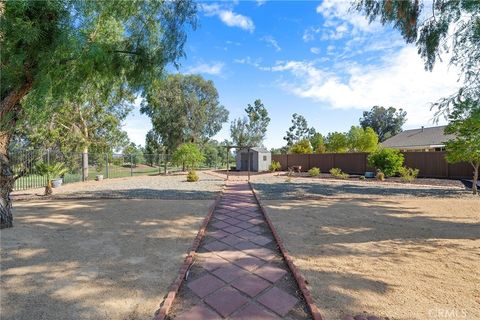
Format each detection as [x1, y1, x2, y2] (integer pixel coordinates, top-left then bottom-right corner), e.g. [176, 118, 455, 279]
[272, 151, 472, 179]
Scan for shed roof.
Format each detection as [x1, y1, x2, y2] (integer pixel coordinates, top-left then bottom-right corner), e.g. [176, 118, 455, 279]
[238, 147, 270, 153]
[381, 125, 455, 148]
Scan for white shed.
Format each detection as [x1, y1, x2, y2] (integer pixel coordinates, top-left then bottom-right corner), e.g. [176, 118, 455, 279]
[235, 147, 271, 172]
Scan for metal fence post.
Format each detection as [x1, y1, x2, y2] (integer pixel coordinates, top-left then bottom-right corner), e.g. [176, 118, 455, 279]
[105, 154, 109, 179]
[130, 154, 133, 176]
[164, 152, 167, 175]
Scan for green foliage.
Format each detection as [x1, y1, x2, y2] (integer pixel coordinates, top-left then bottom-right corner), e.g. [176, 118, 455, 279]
[359, 106, 407, 142]
[144, 130, 163, 166]
[310, 133, 326, 153]
[359, 175, 366, 180]
[398, 167, 420, 183]
[1, 0, 197, 130]
[269, 161, 281, 172]
[308, 167, 320, 177]
[230, 99, 271, 148]
[354, 1, 480, 117]
[444, 98, 480, 194]
[376, 171, 385, 181]
[35, 162, 67, 182]
[329, 168, 349, 179]
[172, 143, 204, 170]
[347, 126, 379, 152]
[284, 113, 315, 146]
[368, 148, 404, 177]
[289, 139, 313, 154]
[186, 170, 199, 182]
[142, 74, 228, 153]
[202, 143, 220, 168]
[325, 132, 348, 153]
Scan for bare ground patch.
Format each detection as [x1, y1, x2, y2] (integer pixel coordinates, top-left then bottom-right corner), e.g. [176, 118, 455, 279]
[0, 198, 215, 320]
[261, 197, 480, 320]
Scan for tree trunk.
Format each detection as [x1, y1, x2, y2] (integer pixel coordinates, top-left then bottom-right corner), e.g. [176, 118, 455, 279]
[472, 163, 479, 195]
[82, 147, 89, 181]
[0, 131, 15, 229]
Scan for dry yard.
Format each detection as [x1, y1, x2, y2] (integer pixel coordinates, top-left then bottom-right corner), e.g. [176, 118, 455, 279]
[1, 173, 223, 320]
[251, 175, 480, 320]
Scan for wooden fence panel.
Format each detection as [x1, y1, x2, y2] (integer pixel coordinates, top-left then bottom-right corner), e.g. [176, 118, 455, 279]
[273, 152, 471, 179]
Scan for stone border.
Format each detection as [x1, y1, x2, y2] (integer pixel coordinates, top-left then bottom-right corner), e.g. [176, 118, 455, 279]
[250, 182, 324, 320]
[154, 184, 225, 320]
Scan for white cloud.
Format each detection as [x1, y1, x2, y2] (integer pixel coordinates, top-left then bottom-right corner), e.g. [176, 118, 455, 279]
[261, 35, 281, 52]
[185, 62, 224, 75]
[302, 27, 320, 42]
[310, 47, 321, 55]
[266, 47, 461, 127]
[234, 56, 262, 68]
[201, 3, 255, 32]
[256, 0, 266, 6]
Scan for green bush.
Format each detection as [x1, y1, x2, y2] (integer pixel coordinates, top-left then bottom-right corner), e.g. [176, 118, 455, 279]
[289, 139, 313, 154]
[186, 170, 199, 182]
[269, 160, 281, 172]
[308, 167, 320, 177]
[329, 167, 349, 179]
[398, 167, 419, 182]
[173, 143, 205, 171]
[367, 148, 404, 177]
[376, 171, 385, 181]
[359, 175, 366, 180]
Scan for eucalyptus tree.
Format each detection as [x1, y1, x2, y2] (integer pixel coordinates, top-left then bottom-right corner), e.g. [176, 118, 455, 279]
[141, 74, 229, 153]
[0, 0, 197, 228]
[230, 99, 271, 148]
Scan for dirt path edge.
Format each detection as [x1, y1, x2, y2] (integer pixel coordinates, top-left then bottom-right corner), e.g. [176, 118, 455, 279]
[250, 182, 325, 320]
[154, 184, 226, 320]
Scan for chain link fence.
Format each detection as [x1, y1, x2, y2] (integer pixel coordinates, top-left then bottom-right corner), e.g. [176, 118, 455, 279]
[10, 150, 188, 191]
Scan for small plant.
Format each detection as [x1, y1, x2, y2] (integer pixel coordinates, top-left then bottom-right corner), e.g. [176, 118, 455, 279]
[285, 167, 294, 182]
[308, 167, 320, 177]
[329, 167, 349, 179]
[398, 167, 419, 182]
[367, 148, 404, 177]
[35, 162, 68, 195]
[359, 175, 366, 180]
[376, 170, 385, 181]
[269, 160, 281, 172]
[186, 170, 199, 182]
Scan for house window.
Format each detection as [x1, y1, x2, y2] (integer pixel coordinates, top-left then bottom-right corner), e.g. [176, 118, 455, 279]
[263, 155, 267, 161]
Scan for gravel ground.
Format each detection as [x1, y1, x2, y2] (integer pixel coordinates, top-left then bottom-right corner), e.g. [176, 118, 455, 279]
[12, 172, 224, 200]
[250, 174, 472, 199]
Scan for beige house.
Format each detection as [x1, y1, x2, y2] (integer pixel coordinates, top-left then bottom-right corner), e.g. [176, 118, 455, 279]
[381, 125, 455, 152]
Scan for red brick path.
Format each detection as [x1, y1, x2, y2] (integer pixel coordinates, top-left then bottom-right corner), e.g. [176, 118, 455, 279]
[166, 182, 313, 319]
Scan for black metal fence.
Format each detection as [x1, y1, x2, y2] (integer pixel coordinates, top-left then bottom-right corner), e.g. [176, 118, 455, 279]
[10, 150, 185, 191]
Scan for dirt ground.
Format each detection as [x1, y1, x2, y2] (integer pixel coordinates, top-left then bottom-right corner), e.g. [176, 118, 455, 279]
[0, 198, 215, 320]
[261, 197, 480, 320]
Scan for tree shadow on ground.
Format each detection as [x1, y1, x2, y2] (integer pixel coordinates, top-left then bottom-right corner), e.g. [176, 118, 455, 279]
[260, 197, 480, 319]
[1, 197, 216, 320]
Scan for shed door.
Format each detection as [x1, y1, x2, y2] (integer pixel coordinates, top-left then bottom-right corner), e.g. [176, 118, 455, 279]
[240, 153, 254, 171]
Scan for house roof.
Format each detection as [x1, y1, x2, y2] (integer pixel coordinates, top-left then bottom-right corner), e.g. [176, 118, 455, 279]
[238, 147, 270, 153]
[381, 125, 456, 149]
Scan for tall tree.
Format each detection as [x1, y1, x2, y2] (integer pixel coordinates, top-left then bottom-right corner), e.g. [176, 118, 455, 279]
[0, 0, 197, 228]
[347, 126, 379, 152]
[354, 0, 479, 117]
[444, 98, 480, 195]
[310, 132, 326, 153]
[326, 132, 349, 153]
[141, 74, 229, 153]
[230, 99, 271, 148]
[144, 130, 163, 166]
[284, 113, 315, 146]
[360, 106, 407, 142]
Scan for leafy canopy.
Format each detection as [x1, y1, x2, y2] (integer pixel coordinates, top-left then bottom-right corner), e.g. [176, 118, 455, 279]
[141, 74, 229, 152]
[359, 106, 407, 142]
[172, 143, 204, 170]
[347, 126, 379, 152]
[289, 139, 313, 154]
[284, 113, 315, 146]
[230, 99, 271, 148]
[444, 98, 480, 194]
[325, 132, 349, 153]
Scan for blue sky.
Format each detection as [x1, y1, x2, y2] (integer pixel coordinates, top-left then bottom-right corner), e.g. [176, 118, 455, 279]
[124, 0, 460, 149]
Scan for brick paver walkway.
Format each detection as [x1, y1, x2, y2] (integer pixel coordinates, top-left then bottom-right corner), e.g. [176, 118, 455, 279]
[167, 181, 311, 319]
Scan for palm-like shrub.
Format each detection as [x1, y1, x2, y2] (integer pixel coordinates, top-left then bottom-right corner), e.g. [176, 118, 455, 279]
[35, 162, 67, 195]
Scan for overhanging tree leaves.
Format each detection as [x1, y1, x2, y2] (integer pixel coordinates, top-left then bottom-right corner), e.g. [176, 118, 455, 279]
[0, 0, 197, 228]
[354, 0, 480, 117]
[359, 106, 407, 142]
[444, 98, 480, 195]
[141, 74, 229, 153]
[284, 113, 315, 146]
[230, 99, 271, 148]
